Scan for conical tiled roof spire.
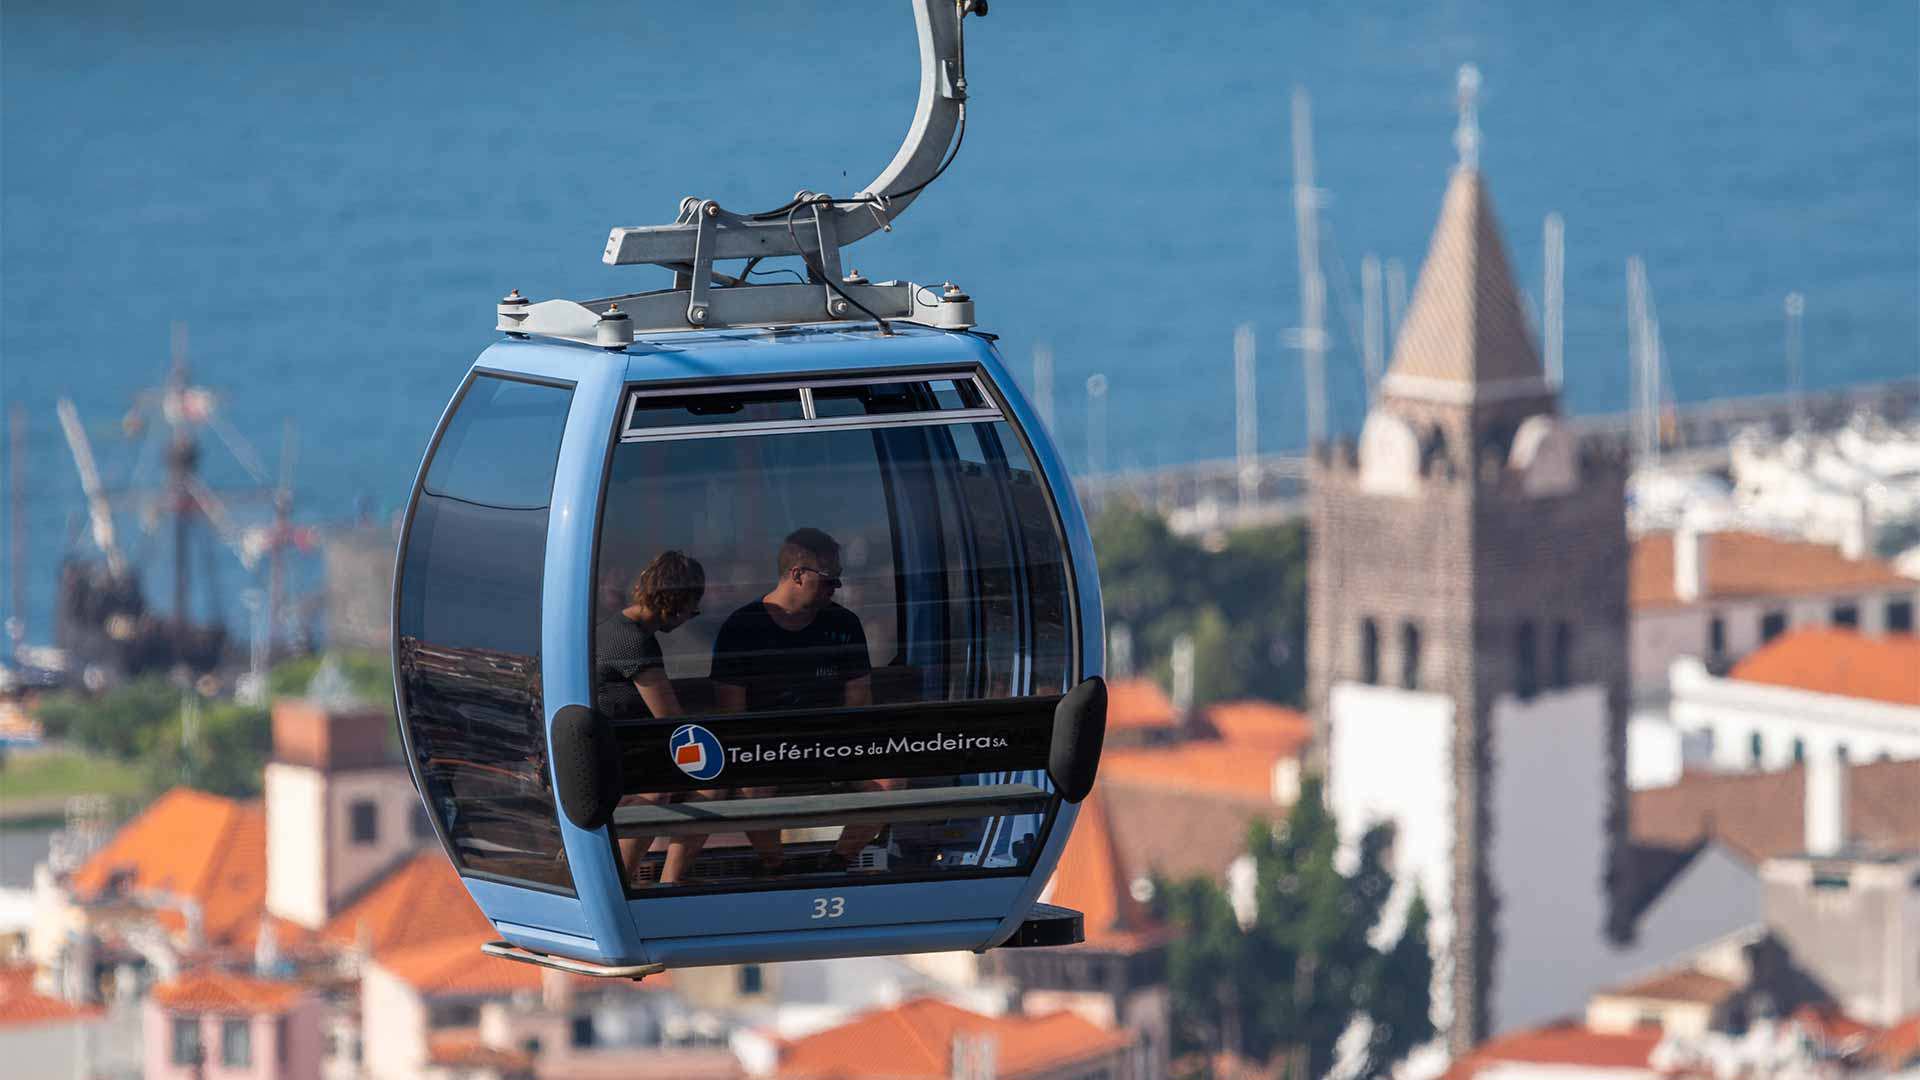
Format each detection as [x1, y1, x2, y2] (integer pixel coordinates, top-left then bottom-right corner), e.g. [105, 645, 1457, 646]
[1380, 167, 1546, 401]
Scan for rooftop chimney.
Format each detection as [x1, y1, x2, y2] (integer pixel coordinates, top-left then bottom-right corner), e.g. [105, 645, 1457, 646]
[1109, 622, 1134, 681]
[1839, 495, 1872, 561]
[1170, 633, 1196, 721]
[266, 696, 414, 930]
[1674, 519, 1709, 603]
[1805, 749, 1848, 857]
[951, 1033, 998, 1080]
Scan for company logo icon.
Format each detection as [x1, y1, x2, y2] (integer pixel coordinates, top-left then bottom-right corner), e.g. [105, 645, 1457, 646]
[668, 724, 725, 781]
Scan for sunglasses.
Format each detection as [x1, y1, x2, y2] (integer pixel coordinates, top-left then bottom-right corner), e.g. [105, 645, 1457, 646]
[795, 566, 844, 588]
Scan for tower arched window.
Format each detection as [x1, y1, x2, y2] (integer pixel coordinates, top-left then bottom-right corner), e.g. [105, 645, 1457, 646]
[1361, 618, 1381, 685]
[1515, 620, 1538, 700]
[1401, 621, 1422, 691]
[1551, 622, 1573, 689]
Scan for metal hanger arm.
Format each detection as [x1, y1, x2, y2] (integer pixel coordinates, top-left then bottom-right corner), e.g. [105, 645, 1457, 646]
[603, 0, 974, 268]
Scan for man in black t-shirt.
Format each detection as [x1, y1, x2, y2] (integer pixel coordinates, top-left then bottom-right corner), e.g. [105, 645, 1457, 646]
[710, 527, 871, 712]
[711, 527, 881, 873]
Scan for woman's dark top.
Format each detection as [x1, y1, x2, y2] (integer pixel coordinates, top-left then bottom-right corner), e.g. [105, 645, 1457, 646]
[595, 613, 665, 719]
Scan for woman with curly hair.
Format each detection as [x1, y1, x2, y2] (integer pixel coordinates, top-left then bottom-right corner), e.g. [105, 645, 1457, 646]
[596, 550, 705, 884]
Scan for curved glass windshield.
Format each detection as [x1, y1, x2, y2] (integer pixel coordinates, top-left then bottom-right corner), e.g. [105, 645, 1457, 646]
[396, 374, 574, 892]
[594, 377, 1075, 894]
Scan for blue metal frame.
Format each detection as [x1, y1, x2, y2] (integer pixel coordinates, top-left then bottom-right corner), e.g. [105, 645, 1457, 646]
[427, 325, 1102, 968]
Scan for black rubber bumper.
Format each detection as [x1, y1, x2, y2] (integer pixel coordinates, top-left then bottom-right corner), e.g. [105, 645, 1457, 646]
[995, 902, 1085, 948]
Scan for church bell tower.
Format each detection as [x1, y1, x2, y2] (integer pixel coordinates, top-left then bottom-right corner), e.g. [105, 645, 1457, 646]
[1308, 69, 1632, 1051]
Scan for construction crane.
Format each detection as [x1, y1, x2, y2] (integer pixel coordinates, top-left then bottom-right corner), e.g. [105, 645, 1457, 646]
[56, 398, 126, 579]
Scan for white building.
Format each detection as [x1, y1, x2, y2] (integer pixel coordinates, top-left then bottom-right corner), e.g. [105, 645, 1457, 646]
[1329, 682, 1763, 1040]
[1627, 416, 1920, 551]
[1730, 420, 1920, 548]
[1629, 525, 1918, 700]
[1641, 629, 1920, 786]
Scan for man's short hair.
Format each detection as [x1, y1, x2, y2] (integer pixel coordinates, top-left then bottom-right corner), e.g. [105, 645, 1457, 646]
[777, 527, 841, 577]
[632, 550, 705, 619]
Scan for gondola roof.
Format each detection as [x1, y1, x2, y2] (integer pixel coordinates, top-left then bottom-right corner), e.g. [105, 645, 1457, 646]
[479, 323, 999, 387]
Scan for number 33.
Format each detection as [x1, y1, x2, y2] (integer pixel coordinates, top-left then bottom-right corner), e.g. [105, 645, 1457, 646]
[811, 896, 845, 919]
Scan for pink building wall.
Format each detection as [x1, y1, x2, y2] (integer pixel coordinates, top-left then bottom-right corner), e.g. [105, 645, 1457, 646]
[142, 996, 324, 1080]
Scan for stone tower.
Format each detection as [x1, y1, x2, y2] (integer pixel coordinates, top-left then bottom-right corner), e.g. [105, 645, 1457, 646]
[1308, 159, 1632, 1050]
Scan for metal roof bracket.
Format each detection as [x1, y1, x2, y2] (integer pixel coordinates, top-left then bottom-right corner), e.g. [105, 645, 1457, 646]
[502, 1, 987, 341]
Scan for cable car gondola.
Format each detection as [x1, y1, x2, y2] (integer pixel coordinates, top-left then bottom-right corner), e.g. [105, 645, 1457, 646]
[392, 0, 1107, 978]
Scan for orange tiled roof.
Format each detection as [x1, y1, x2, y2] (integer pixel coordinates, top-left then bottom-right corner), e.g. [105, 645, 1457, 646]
[0, 967, 101, 1029]
[1631, 758, 1920, 865]
[1105, 678, 1179, 729]
[151, 969, 306, 1015]
[1444, 1020, 1661, 1079]
[1631, 530, 1912, 610]
[1101, 780, 1283, 883]
[428, 1032, 535, 1071]
[1791, 1003, 1879, 1048]
[1729, 628, 1920, 707]
[1597, 969, 1738, 1007]
[321, 850, 493, 956]
[1102, 742, 1286, 802]
[1874, 1014, 1920, 1069]
[1201, 701, 1312, 750]
[373, 933, 547, 997]
[67, 788, 270, 949]
[1042, 791, 1165, 953]
[776, 997, 1132, 1080]
[1100, 699, 1306, 803]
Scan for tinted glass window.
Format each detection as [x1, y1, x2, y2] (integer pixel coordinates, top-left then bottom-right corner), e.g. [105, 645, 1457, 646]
[397, 374, 573, 891]
[812, 381, 926, 417]
[594, 416, 1073, 894]
[810, 379, 986, 417]
[627, 388, 805, 430]
[426, 377, 573, 509]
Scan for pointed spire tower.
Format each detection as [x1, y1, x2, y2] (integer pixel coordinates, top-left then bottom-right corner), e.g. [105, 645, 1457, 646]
[1309, 66, 1631, 1055]
[1375, 63, 1558, 466]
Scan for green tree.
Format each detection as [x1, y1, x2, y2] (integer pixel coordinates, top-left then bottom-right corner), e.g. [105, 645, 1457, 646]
[1362, 892, 1437, 1078]
[1164, 872, 1251, 1058]
[1162, 778, 1433, 1077]
[33, 676, 181, 759]
[30, 651, 396, 800]
[267, 651, 395, 714]
[138, 698, 273, 798]
[1091, 504, 1309, 706]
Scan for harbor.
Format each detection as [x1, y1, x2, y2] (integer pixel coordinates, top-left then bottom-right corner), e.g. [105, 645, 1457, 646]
[0, 2, 1915, 1077]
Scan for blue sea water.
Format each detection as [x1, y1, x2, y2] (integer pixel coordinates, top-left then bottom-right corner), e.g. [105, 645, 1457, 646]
[2, 0, 1915, 642]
